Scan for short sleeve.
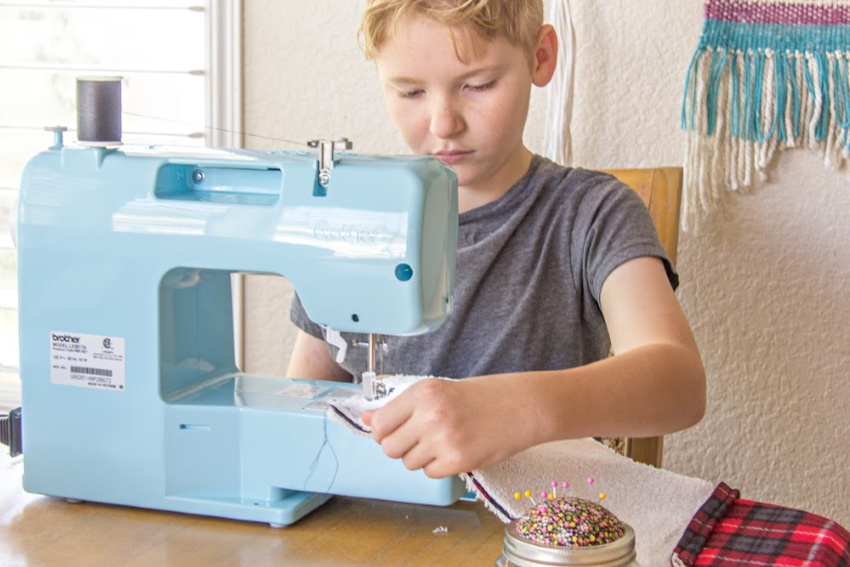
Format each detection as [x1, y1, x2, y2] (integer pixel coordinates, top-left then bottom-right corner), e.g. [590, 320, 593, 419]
[570, 170, 678, 303]
[289, 292, 324, 338]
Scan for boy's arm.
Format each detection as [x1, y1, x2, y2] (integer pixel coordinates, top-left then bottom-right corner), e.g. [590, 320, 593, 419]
[286, 330, 353, 382]
[363, 256, 706, 478]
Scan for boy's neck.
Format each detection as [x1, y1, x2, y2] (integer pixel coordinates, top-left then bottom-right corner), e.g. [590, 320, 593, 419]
[457, 146, 534, 214]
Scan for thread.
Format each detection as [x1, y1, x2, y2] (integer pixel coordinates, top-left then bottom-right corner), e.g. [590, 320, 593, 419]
[117, 110, 306, 147]
[76, 76, 123, 144]
[77, 79, 302, 148]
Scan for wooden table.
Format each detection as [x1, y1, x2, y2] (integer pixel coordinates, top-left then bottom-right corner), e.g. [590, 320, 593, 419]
[0, 454, 506, 567]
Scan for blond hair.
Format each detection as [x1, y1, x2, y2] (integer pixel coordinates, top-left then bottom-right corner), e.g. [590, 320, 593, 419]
[359, 0, 544, 64]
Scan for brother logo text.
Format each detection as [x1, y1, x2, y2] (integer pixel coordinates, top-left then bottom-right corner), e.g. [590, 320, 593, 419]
[313, 220, 384, 244]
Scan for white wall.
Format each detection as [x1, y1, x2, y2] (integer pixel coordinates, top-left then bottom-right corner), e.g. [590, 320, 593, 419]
[243, 0, 850, 526]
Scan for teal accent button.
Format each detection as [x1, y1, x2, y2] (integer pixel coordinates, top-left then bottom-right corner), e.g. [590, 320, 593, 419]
[395, 263, 413, 281]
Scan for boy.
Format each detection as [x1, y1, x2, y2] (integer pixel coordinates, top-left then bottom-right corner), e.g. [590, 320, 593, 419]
[287, 0, 705, 479]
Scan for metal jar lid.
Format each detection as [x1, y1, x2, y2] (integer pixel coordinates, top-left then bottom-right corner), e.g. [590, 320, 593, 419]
[498, 521, 637, 567]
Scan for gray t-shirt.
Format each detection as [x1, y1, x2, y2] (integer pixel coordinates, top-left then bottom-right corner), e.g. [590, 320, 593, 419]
[290, 155, 676, 380]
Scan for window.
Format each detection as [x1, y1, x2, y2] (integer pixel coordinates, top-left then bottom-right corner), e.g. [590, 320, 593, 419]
[0, 1, 241, 411]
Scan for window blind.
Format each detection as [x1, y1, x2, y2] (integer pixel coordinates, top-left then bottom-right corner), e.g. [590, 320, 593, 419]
[0, 0, 241, 411]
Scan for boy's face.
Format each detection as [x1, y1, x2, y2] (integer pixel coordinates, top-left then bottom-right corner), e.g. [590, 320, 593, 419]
[374, 15, 536, 198]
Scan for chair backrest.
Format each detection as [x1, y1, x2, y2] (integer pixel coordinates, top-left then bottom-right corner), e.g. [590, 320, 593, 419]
[601, 167, 684, 468]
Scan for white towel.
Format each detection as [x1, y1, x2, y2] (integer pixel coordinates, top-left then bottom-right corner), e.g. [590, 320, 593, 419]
[327, 375, 715, 567]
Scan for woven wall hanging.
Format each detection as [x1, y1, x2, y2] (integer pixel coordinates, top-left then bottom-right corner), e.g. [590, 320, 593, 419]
[681, 0, 850, 230]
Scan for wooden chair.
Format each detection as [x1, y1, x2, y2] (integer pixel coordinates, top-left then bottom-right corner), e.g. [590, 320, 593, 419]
[600, 167, 684, 469]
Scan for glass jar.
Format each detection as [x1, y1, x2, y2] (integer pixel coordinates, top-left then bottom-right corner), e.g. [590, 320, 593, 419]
[497, 521, 638, 567]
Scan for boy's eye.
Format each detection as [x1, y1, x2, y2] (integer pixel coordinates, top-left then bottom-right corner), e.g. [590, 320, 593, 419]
[398, 88, 424, 99]
[466, 80, 497, 92]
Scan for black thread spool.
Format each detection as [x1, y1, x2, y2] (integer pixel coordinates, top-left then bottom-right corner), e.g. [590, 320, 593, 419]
[76, 76, 123, 144]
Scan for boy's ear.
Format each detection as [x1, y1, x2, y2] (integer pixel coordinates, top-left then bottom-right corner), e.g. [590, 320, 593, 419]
[531, 24, 558, 87]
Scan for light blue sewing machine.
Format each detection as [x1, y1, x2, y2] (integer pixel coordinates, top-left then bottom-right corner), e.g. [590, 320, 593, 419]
[13, 91, 463, 525]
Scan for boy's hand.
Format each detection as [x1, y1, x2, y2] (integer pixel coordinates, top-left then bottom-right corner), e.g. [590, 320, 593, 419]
[360, 377, 532, 478]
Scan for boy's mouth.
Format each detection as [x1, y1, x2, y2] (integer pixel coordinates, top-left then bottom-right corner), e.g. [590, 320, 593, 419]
[433, 150, 473, 165]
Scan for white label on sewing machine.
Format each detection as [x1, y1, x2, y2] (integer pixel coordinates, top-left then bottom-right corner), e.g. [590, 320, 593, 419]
[275, 383, 328, 399]
[302, 387, 359, 412]
[50, 331, 126, 391]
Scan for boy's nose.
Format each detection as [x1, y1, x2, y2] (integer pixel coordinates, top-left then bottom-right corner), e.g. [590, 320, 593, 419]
[429, 100, 465, 139]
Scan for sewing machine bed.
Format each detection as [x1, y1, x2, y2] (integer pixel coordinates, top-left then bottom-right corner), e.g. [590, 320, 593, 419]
[155, 372, 467, 524]
[172, 373, 359, 413]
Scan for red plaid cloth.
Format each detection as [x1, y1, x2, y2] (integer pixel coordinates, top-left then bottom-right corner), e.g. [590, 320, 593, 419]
[673, 483, 850, 567]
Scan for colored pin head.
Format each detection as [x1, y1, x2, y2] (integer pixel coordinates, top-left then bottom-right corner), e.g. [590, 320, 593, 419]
[549, 480, 571, 498]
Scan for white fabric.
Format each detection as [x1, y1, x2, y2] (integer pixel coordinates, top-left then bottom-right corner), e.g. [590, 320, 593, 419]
[542, 0, 575, 166]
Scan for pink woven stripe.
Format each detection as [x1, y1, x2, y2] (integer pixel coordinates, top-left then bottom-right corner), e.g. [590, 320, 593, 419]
[706, 1, 850, 25]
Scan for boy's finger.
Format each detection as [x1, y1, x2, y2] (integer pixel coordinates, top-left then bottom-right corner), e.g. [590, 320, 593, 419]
[399, 441, 436, 473]
[378, 420, 421, 461]
[422, 458, 457, 480]
[368, 391, 414, 441]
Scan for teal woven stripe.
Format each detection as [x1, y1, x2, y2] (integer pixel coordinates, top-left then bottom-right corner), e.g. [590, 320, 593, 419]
[681, 47, 850, 147]
[837, 55, 850, 129]
[701, 20, 850, 52]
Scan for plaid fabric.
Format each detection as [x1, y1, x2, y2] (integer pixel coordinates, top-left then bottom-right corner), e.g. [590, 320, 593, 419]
[673, 483, 850, 567]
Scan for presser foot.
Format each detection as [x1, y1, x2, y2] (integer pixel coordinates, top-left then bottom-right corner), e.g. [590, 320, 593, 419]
[362, 371, 394, 401]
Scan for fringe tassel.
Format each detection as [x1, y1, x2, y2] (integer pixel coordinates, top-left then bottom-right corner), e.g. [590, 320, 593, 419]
[681, 39, 850, 232]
